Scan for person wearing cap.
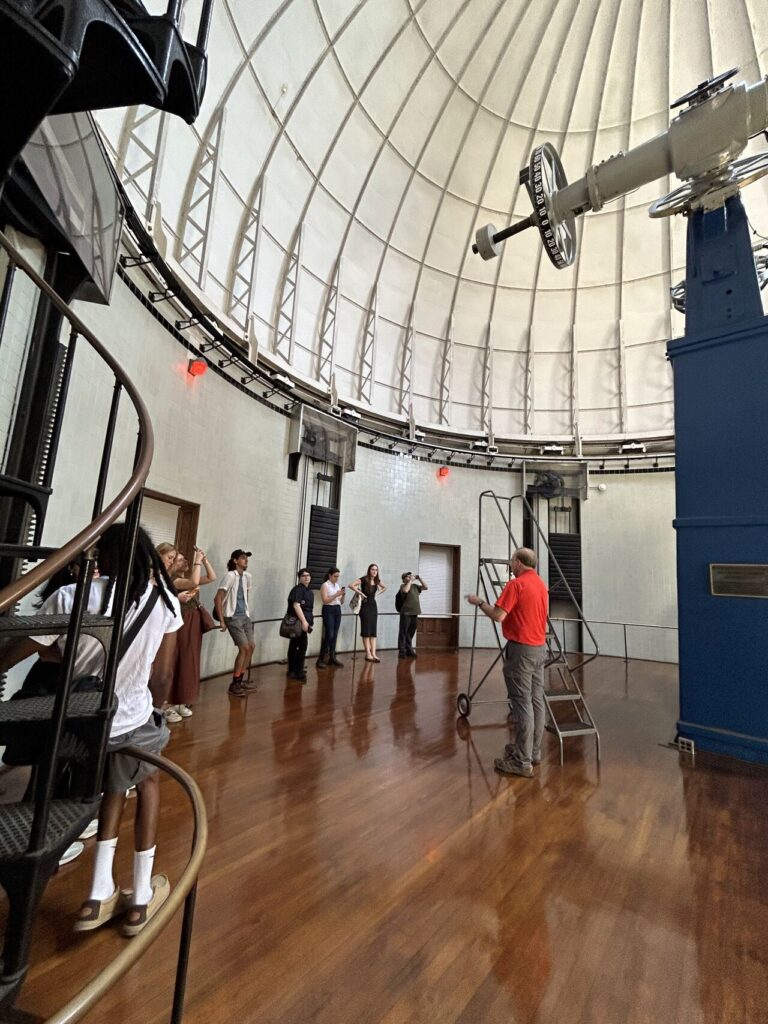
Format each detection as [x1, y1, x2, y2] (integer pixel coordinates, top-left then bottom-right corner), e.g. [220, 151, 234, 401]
[214, 549, 255, 697]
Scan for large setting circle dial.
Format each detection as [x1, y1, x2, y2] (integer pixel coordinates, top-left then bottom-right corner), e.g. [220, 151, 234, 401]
[528, 143, 576, 269]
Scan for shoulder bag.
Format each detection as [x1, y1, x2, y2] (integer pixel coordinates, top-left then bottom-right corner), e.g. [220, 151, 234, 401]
[279, 613, 303, 639]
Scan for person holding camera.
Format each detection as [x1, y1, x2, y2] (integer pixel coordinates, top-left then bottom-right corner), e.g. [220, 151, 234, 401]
[165, 547, 216, 720]
[286, 568, 314, 682]
[397, 571, 428, 659]
[317, 568, 346, 668]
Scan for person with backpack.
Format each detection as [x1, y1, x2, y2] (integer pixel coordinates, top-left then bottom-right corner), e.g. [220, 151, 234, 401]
[0, 524, 183, 935]
[397, 571, 428, 658]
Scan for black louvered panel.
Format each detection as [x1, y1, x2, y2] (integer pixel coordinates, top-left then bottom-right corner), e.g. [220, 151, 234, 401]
[548, 532, 582, 603]
[306, 505, 340, 589]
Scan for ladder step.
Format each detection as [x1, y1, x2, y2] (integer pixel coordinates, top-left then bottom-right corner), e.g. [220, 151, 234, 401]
[480, 558, 510, 566]
[554, 722, 597, 736]
[545, 691, 581, 702]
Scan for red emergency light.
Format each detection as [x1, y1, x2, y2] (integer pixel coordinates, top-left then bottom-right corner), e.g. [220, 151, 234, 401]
[187, 357, 208, 377]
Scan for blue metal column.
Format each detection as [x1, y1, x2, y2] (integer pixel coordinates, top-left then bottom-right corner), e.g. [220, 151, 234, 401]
[668, 194, 768, 764]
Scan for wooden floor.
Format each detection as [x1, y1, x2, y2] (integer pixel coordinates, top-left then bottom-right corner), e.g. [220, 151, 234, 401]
[10, 650, 768, 1024]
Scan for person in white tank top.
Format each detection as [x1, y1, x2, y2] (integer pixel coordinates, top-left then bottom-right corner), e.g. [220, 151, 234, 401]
[317, 568, 346, 668]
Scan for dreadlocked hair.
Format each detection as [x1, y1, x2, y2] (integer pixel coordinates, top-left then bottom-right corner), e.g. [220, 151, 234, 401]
[35, 564, 77, 607]
[97, 524, 178, 616]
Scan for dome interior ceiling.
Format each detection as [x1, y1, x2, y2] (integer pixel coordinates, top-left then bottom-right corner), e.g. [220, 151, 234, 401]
[95, 0, 768, 441]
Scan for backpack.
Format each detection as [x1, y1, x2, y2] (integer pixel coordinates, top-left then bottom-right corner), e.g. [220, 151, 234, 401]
[395, 588, 406, 613]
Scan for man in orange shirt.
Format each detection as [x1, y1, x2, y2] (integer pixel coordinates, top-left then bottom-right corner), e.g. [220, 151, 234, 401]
[466, 547, 549, 778]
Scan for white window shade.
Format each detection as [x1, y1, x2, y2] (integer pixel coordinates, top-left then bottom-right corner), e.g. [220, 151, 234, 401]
[141, 496, 180, 549]
[418, 544, 454, 617]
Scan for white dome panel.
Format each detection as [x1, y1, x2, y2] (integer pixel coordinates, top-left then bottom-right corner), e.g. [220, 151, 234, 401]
[95, 0, 768, 445]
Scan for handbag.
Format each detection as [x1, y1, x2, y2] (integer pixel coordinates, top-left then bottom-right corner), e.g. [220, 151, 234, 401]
[199, 605, 217, 633]
[279, 613, 303, 639]
[349, 592, 361, 615]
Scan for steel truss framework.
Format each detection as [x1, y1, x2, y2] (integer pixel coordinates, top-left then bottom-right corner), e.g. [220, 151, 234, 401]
[178, 110, 226, 290]
[227, 177, 265, 332]
[274, 223, 304, 365]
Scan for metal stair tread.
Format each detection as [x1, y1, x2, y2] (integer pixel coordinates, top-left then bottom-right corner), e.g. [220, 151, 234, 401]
[555, 722, 597, 735]
[0, 800, 99, 861]
[0, 692, 110, 723]
[545, 691, 582, 702]
[0, 613, 113, 638]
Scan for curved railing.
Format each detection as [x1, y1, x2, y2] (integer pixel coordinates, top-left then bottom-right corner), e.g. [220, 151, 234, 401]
[43, 749, 208, 1024]
[0, 228, 154, 613]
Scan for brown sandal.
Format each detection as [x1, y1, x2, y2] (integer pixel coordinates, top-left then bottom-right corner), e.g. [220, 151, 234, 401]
[73, 887, 121, 932]
[121, 874, 170, 937]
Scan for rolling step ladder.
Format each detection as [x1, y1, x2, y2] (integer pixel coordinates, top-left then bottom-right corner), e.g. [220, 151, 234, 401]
[458, 491, 601, 764]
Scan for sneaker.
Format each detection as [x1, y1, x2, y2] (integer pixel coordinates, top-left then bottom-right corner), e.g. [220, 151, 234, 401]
[242, 677, 260, 692]
[177, 705, 193, 718]
[330, 657, 344, 667]
[59, 841, 84, 866]
[494, 757, 533, 778]
[79, 818, 99, 841]
[228, 681, 247, 698]
[406, 651, 417, 658]
[316, 659, 328, 669]
[504, 743, 541, 765]
[398, 653, 408, 659]
[164, 706, 182, 723]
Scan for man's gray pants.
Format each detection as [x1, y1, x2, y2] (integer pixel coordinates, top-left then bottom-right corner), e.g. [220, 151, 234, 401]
[502, 641, 547, 769]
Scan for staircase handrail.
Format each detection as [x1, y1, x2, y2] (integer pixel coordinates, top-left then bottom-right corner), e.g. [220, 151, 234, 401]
[43, 747, 208, 1024]
[0, 228, 153, 613]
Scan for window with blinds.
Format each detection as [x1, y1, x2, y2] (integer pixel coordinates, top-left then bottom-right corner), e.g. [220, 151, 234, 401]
[418, 544, 455, 617]
[141, 495, 181, 548]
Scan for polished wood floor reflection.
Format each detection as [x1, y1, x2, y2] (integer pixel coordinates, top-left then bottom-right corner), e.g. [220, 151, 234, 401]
[11, 650, 768, 1024]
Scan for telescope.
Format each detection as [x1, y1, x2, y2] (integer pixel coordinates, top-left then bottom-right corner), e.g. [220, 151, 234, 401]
[472, 69, 768, 267]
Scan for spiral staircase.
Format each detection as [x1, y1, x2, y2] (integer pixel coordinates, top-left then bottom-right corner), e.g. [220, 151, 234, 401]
[0, 3, 213, 1017]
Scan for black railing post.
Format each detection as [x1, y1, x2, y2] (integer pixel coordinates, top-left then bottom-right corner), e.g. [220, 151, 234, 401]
[0, 260, 16, 354]
[166, 0, 184, 23]
[92, 379, 123, 519]
[170, 882, 198, 1024]
[196, 0, 215, 50]
[29, 549, 97, 852]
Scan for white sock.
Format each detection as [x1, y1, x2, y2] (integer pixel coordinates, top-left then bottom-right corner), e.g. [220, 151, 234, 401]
[133, 846, 156, 906]
[89, 838, 118, 901]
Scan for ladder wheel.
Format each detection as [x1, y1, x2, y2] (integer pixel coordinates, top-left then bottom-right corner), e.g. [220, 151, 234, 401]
[457, 693, 472, 718]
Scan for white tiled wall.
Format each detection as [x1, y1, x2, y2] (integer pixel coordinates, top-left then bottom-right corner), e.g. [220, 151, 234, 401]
[581, 473, 678, 662]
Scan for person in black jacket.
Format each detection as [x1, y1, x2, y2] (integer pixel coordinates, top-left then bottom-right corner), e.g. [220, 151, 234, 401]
[286, 568, 314, 681]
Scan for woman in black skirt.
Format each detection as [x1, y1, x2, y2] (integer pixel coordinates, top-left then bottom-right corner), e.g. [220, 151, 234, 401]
[349, 564, 387, 662]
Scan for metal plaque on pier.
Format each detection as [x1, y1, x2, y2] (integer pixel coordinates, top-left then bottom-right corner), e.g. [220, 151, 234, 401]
[709, 564, 768, 599]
